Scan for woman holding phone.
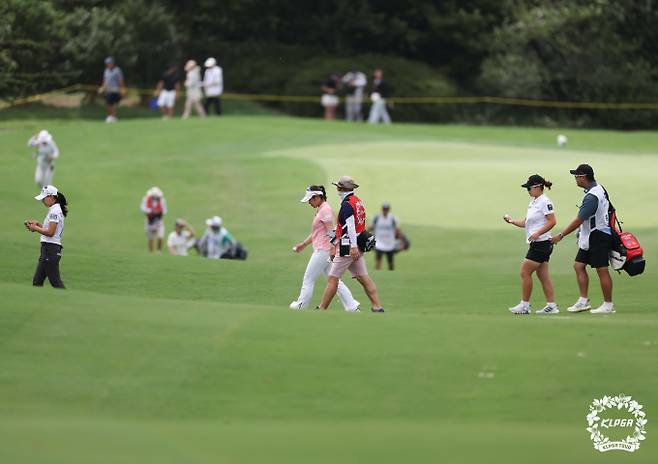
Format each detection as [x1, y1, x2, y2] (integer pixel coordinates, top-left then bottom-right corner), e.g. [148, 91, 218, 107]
[504, 174, 558, 315]
[25, 185, 68, 288]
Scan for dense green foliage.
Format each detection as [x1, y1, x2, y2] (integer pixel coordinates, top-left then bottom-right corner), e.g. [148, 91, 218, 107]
[1, 115, 657, 463]
[1, 0, 658, 127]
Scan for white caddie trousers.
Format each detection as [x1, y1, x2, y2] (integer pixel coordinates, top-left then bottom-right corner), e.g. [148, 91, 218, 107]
[35, 163, 54, 187]
[368, 99, 391, 124]
[296, 249, 359, 310]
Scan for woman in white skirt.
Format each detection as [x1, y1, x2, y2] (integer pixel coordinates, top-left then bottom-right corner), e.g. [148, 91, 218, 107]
[182, 60, 206, 119]
[290, 185, 359, 311]
[320, 73, 339, 120]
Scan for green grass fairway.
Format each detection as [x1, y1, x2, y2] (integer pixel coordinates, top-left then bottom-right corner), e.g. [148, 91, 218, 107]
[1, 115, 657, 463]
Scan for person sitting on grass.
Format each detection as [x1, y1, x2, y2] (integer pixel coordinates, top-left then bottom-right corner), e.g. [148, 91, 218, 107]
[198, 216, 236, 259]
[167, 219, 196, 256]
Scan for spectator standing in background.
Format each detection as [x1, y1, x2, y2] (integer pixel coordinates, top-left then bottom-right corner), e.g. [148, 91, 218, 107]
[182, 60, 206, 119]
[140, 187, 167, 253]
[368, 69, 392, 124]
[342, 67, 367, 121]
[203, 57, 223, 115]
[167, 219, 196, 256]
[320, 73, 340, 120]
[98, 56, 125, 123]
[369, 202, 401, 270]
[154, 64, 180, 119]
[27, 130, 59, 188]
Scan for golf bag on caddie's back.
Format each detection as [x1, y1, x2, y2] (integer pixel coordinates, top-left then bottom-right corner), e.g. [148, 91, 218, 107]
[605, 189, 646, 276]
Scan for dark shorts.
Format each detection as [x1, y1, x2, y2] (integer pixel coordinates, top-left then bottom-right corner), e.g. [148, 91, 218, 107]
[575, 230, 612, 268]
[525, 240, 553, 263]
[105, 92, 122, 105]
[375, 249, 395, 260]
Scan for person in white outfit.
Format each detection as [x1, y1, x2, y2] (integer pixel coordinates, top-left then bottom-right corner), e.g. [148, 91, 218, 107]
[27, 130, 60, 187]
[167, 219, 196, 256]
[182, 60, 206, 119]
[140, 187, 167, 253]
[504, 174, 558, 315]
[198, 216, 237, 259]
[342, 68, 367, 121]
[290, 185, 360, 311]
[203, 57, 223, 115]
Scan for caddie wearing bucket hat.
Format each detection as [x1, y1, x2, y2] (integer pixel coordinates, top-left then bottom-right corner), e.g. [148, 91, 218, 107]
[551, 164, 615, 314]
[317, 176, 385, 312]
[140, 187, 168, 252]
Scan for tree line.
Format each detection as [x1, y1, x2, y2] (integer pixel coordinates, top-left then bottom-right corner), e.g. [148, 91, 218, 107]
[1, 0, 657, 128]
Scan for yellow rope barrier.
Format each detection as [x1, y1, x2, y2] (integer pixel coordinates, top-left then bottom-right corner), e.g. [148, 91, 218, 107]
[3, 84, 658, 110]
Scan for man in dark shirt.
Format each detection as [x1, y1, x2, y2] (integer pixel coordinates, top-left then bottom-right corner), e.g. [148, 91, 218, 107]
[368, 69, 392, 124]
[154, 65, 180, 119]
[551, 164, 615, 313]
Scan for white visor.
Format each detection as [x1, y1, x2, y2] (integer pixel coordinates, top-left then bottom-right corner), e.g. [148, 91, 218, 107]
[300, 189, 324, 203]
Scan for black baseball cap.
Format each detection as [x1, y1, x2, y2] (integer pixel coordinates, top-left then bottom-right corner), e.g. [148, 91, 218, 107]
[569, 164, 594, 177]
[521, 174, 545, 188]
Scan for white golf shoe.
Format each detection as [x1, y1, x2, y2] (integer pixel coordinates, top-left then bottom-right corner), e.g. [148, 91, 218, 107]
[509, 302, 530, 314]
[536, 304, 560, 315]
[289, 300, 305, 310]
[591, 304, 615, 314]
[567, 300, 592, 313]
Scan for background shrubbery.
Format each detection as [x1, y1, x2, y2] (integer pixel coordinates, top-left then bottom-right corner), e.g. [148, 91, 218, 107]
[2, 0, 657, 128]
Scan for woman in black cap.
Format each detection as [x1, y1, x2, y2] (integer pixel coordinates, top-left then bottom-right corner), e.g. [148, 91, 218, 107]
[503, 174, 558, 315]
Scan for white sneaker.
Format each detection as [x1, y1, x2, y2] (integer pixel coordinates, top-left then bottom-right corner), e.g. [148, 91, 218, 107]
[536, 304, 560, 315]
[591, 304, 615, 314]
[289, 300, 305, 310]
[509, 302, 530, 314]
[105, 115, 117, 123]
[567, 300, 592, 312]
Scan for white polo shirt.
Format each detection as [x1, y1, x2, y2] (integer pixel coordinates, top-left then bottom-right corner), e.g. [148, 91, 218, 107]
[167, 230, 195, 256]
[525, 194, 554, 243]
[41, 203, 64, 245]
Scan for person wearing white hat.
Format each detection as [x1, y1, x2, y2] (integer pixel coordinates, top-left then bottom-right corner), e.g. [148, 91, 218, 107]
[203, 57, 223, 115]
[289, 185, 360, 311]
[27, 130, 60, 187]
[182, 60, 206, 119]
[198, 216, 237, 259]
[25, 185, 68, 288]
[140, 187, 167, 252]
